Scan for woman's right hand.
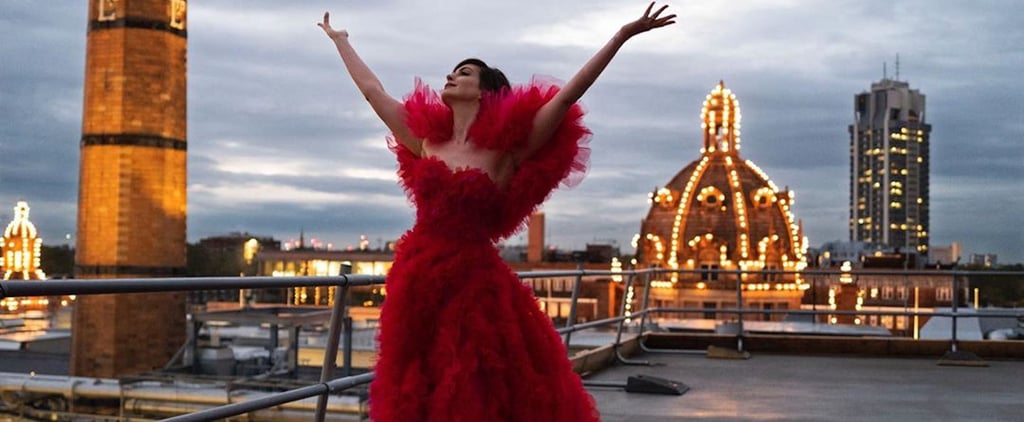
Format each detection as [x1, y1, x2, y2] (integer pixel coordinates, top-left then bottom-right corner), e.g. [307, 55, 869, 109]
[619, 2, 676, 39]
[317, 11, 348, 41]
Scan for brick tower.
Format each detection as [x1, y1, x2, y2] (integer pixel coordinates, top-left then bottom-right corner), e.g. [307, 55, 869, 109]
[72, 0, 189, 378]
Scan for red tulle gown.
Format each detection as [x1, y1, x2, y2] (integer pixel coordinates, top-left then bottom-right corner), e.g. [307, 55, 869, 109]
[368, 77, 601, 422]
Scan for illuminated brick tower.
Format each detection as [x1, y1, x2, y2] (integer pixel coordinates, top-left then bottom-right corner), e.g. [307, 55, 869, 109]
[72, 0, 189, 378]
[849, 77, 931, 261]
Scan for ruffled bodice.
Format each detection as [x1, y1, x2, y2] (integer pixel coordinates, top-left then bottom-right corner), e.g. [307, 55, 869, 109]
[404, 157, 504, 242]
[391, 76, 591, 242]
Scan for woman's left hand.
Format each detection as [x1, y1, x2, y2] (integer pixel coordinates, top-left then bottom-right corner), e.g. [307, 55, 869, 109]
[620, 2, 676, 38]
[318, 11, 349, 41]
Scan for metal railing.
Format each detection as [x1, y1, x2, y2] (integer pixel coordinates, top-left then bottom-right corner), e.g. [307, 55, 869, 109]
[620, 268, 1023, 358]
[1, 274, 381, 422]
[1, 267, 1022, 421]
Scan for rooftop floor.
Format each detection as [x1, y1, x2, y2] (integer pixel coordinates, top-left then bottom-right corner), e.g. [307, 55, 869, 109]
[587, 352, 1024, 421]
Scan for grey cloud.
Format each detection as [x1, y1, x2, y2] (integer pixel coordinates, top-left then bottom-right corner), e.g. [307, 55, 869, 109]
[1, 1, 1021, 263]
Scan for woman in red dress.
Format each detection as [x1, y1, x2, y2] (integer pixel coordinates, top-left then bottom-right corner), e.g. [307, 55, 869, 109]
[319, 3, 674, 420]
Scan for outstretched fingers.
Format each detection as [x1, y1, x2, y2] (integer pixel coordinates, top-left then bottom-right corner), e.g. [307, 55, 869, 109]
[622, 3, 676, 36]
[319, 11, 349, 40]
[648, 4, 669, 19]
[641, 2, 675, 31]
[319, 11, 330, 30]
[643, 1, 655, 18]
[652, 13, 676, 29]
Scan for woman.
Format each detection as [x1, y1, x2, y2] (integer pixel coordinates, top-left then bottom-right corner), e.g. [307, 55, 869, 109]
[319, 3, 674, 421]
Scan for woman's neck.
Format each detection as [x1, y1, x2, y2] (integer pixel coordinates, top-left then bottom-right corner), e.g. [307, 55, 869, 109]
[449, 100, 480, 143]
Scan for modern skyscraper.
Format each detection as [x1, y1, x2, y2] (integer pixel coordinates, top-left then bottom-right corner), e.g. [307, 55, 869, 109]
[849, 77, 931, 262]
[72, 0, 189, 378]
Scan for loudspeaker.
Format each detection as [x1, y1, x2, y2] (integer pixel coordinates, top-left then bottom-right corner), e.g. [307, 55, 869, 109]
[625, 375, 689, 395]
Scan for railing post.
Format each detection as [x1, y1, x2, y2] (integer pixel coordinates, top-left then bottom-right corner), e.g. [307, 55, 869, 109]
[290, 326, 301, 372]
[614, 270, 634, 347]
[811, 273, 817, 325]
[735, 266, 744, 353]
[950, 268, 959, 353]
[343, 315, 354, 377]
[937, 267, 987, 366]
[190, 320, 201, 374]
[269, 323, 280, 361]
[563, 263, 584, 349]
[637, 269, 653, 334]
[316, 263, 352, 422]
[613, 269, 649, 365]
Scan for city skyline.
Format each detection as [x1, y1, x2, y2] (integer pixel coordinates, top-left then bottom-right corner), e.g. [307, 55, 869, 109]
[1, 1, 1021, 263]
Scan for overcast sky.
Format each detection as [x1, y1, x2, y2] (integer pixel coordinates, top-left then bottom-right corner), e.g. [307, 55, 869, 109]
[1, 0, 1021, 263]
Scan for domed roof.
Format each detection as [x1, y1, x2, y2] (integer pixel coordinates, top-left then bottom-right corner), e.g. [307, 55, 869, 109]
[4, 201, 38, 239]
[638, 82, 806, 285]
[2, 201, 46, 280]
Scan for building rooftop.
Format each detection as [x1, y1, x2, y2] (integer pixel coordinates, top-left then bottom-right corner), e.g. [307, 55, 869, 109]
[588, 351, 1024, 421]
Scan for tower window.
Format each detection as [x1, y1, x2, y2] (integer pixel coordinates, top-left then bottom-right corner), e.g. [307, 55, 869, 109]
[697, 186, 726, 209]
[701, 264, 719, 281]
[751, 187, 776, 209]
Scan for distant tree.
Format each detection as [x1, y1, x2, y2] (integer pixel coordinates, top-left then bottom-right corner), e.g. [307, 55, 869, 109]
[40, 244, 75, 278]
[964, 263, 1024, 307]
[187, 243, 245, 276]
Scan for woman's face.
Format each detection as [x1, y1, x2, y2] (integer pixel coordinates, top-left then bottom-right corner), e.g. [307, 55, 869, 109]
[441, 64, 482, 104]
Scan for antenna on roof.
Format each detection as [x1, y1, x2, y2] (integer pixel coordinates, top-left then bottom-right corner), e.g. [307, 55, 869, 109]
[883, 61, 888, 80]
[895, 53, 900, 81]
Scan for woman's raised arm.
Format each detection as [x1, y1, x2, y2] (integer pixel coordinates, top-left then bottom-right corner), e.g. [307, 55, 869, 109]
[517, 2, 675, 162]
[319, 12, 423, 155]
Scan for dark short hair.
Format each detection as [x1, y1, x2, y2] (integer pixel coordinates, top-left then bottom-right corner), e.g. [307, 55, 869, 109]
[454, 58, 510, 93]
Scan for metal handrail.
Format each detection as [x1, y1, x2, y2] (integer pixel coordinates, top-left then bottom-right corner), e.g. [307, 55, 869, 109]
[0, 275, 378, 296]
[163, 372, 375, 422]
[642, 306, 1024, 318]
[4, 268, 1015, 298]
[1, 267, 1021, 421]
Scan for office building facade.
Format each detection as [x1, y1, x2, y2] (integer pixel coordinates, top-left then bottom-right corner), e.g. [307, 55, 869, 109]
[849, 78, 931, 261]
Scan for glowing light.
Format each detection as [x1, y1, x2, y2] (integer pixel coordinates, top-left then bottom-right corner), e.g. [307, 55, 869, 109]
[670, 156, 711, 272]
[654, 187, 675, 206]
[243, 238, 260, 265]
[839, 261, 853, 284]
[697, 186, 725, 208]
[700, 81, 742, 154]
[2, 201, 47, 281]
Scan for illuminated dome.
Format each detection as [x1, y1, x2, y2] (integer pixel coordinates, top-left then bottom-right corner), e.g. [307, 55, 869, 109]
[2, 201, 47, 280]
[638, 82, 807, 291]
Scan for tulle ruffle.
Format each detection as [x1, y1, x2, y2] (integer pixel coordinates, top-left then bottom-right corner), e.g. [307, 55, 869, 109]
[399, 76, 590, 185]
[397, 76, 592, 240]
[370, 231, 600, 421]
